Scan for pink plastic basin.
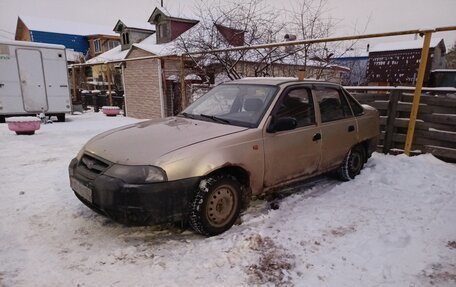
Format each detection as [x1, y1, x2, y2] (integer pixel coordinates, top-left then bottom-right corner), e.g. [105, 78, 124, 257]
[102, 106, 121, 117]
[6, 117, 41, 135]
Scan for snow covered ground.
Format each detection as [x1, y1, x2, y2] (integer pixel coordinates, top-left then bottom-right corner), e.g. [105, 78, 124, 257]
[0, 111, 455, 287]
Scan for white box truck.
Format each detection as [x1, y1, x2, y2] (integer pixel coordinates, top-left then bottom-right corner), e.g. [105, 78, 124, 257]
[0, 40, 72, 123]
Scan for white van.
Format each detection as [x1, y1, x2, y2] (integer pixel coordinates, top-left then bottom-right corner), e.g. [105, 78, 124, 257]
[0, 40, 71, 122]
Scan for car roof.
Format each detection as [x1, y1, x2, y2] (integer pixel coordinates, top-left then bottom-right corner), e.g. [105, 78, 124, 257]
[227, 77, 341, 87]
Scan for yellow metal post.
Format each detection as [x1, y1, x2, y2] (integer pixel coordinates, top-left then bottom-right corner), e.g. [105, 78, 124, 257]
[404, 32, 432, 156]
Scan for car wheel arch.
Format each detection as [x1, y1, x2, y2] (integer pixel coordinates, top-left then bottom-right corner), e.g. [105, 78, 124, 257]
[203, 165, 252, 210]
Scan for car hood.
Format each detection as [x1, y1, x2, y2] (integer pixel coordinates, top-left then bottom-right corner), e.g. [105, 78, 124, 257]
[83, 117, 248, 165]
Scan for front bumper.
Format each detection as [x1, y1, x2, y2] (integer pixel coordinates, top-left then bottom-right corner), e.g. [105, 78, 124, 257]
[68, 157, 200, 225]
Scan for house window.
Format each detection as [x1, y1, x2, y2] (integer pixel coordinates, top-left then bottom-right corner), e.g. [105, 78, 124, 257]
[157, 23, 167, 39]
[108, 40, 120, 50]
[94, 39, 101, 53]
[122, 33, 130, 45]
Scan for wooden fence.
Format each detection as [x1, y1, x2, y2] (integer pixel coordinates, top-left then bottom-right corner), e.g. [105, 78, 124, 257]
[345, 87, 456, 162]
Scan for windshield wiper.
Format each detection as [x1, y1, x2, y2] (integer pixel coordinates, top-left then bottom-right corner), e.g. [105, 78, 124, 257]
[199, 114, 230, 124]
[180, 112, 196, 119]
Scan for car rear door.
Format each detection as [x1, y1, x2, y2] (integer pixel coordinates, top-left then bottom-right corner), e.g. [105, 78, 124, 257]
[263, 85, 321, 187]
[313, 85, 358, 171]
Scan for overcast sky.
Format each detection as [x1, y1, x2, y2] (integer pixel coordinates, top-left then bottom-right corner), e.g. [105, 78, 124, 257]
[1, 0, 455, 50]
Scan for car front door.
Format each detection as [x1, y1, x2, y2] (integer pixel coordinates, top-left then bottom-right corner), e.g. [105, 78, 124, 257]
[313, 85, 359, 171]
[263, 86, 321, 188]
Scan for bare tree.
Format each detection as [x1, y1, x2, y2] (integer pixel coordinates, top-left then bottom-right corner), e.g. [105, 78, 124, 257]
[447, 41, 456, 69]
[284, 0, 370, 82]
[176, 0, 291, 80]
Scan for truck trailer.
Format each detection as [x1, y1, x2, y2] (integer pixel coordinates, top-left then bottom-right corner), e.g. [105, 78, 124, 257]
[0, 40, 72, 123]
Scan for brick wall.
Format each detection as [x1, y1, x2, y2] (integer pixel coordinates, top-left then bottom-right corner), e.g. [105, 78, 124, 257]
[124, 48, 163, 119]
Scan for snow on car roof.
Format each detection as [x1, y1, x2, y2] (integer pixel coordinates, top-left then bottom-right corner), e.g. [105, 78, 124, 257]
[229, 77, 331, 85]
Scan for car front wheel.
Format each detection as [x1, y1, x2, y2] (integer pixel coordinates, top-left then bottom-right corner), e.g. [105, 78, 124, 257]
[337, 145, 366, 181]
[189, 175, 241, 236]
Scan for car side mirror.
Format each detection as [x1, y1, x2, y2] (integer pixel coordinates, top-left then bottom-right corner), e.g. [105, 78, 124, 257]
[267, 117, 297, 133]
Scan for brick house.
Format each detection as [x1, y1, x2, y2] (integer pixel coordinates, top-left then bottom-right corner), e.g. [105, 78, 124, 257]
[122, 7, 199, 118]
[87, 20, 155, 82]
[367, 38, 446, 86]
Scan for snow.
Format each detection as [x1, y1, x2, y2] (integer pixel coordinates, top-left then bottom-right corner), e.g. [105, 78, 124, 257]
[132, 34, 176, 56]
[429, 127, 456, 134]
[86, 45, 129, 64]
[185, 74, 202, 81]
[19, 15, 117, 37]
[65, 48, 83, 62]
[370, 38, 444, 53]
[115, 19, 155, 31]
[101, 106, 120, 110]
[1, 111, 456, 286]
[5, 116, 40, 123]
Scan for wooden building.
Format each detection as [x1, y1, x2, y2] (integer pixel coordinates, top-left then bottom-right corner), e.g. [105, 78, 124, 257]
[367, 38, 446, 86]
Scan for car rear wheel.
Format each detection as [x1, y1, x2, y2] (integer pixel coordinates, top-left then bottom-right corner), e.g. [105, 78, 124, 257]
[189, 175, 241, 236]
[337, 145, 366, 181]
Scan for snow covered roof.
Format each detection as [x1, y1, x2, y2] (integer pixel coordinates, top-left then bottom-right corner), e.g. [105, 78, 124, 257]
[113, 20, 155, 32]
[370, 38, 444, 53]
[148, 6, 198, 24]
[130, 34, 176, 56]
[86, 45, 129, 64]
[336, 47, 369, 59]
[19, 15, 117, 36]
[65, 49, 84, 62]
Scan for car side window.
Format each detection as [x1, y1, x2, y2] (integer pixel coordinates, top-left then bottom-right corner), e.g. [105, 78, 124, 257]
[276, 88, 315, 128]
[314, 87, 353, 123]
[344, 91, 364, 116]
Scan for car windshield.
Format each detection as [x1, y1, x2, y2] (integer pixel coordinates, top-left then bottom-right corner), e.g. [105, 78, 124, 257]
[180, 84, 278, 127]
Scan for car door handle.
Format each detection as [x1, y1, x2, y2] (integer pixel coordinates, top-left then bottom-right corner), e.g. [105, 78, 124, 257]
[348, 125, 355, 132]
[313, 133, 321, 141]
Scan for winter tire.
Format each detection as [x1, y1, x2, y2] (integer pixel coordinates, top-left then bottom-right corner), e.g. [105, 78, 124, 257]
[337, 145, 366, 181]
[189, 175, 241, 236]
[57, 114, 66, 122]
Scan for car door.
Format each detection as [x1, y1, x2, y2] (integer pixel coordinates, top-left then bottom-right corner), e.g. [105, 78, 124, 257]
[313, 85, 358, 171]
[263, 86, 321, 187]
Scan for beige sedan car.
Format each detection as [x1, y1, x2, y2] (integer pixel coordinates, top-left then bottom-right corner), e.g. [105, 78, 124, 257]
[69, 78, 379, 236]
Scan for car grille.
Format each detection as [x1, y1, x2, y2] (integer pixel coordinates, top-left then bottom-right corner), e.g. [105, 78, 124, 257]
[77, 154, 110, 179]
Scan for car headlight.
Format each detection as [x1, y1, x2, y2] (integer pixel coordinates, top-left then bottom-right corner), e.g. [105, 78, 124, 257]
[104, 164, 167, 183]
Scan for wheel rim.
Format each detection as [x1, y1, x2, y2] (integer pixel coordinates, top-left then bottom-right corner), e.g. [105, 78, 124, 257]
[350, 151, 363, 174]
[206, 184, 238, 228]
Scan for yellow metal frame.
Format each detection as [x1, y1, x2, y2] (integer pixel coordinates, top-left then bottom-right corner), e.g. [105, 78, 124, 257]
[404, 32, 432, 155]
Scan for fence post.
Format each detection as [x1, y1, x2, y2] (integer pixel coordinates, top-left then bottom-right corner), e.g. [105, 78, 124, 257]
[383, 89, 400, 154]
